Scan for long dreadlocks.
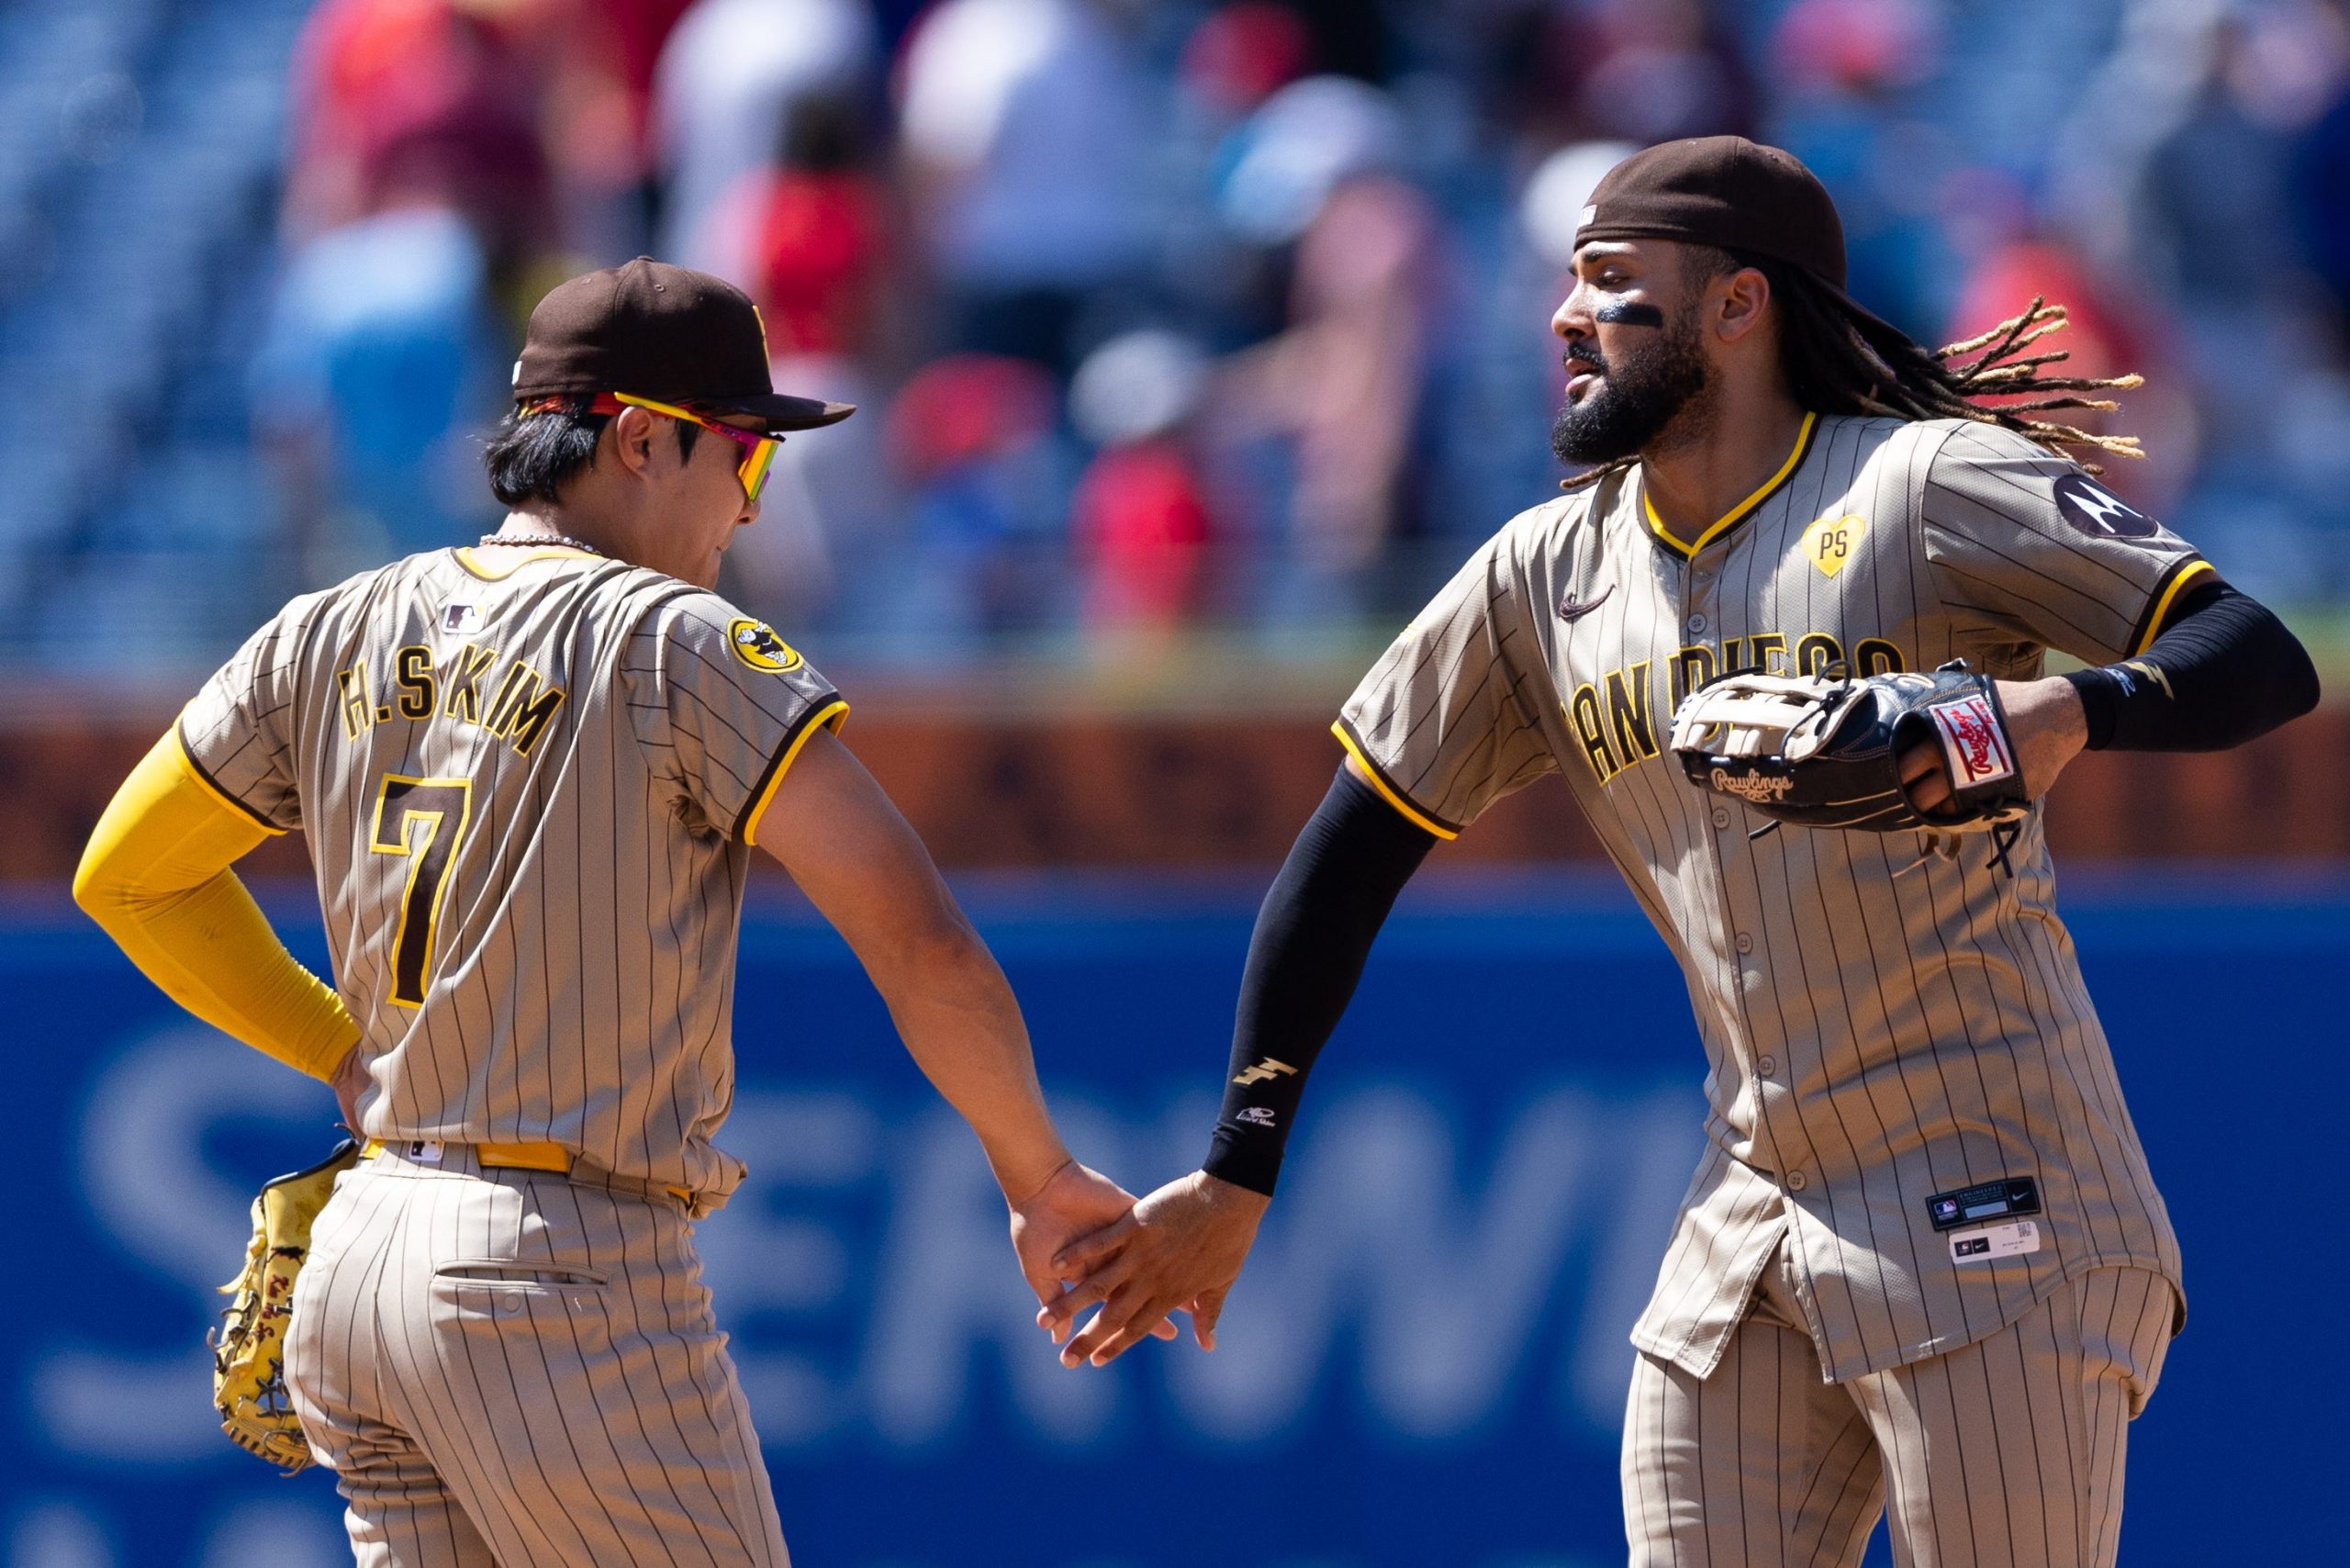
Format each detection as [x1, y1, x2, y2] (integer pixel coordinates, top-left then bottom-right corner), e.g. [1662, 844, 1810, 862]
[1562, 247, 2144, 493]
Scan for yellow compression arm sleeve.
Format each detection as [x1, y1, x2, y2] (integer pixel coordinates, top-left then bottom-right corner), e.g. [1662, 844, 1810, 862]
[73, 731, 359, 1081]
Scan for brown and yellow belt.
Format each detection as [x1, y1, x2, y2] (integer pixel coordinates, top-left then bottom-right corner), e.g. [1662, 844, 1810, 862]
[361, 1138, 699, 1212]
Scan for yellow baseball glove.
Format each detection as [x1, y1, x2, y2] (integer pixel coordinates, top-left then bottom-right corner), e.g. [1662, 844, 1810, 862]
[209, 1138, 359, 1473]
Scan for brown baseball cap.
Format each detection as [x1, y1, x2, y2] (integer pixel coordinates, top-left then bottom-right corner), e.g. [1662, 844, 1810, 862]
[1572, 137, 1901, 334]
[1574, 137, 1848, 284]
[511, 258, 854, 431]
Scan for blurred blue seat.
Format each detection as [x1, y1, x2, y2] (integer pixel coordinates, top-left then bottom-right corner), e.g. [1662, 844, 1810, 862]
[0, 0, 312, 662]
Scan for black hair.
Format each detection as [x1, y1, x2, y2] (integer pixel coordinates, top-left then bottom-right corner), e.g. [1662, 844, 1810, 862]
[483, 397, 698, 506]
[1565, 247, 2144, 491]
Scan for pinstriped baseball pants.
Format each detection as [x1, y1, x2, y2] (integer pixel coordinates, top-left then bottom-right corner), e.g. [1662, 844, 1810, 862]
[285, 1149, 789, 1567]
[1623, 1243, 2175, 1568]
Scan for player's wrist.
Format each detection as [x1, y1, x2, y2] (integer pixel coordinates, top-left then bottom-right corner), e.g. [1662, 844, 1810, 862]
[1999, 674, 2085, 727]
[1192, 1167, 1273, 1216]
[1995, 676, 2087, 795]
[989, 1138, 1076, 1210]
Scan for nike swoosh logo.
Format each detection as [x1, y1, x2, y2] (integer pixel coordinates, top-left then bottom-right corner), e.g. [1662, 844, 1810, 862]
[1557, 584, 1614, 622]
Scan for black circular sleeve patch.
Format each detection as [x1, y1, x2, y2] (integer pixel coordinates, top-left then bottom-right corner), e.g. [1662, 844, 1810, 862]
[2052, 473, 2161, 540]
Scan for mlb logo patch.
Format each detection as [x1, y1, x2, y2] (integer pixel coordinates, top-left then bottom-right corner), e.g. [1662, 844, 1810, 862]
[1928, 696, 2015, 788]
[442, 602, 482, 635]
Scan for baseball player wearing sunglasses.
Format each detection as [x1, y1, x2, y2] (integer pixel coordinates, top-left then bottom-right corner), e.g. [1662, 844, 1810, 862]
[73, 258, 1162, 1564]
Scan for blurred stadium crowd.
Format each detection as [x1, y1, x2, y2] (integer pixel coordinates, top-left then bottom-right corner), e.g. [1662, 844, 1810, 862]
[6, 0, 2350, 676]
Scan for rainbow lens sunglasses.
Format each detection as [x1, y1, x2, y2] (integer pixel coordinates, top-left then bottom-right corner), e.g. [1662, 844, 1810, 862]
[528, 392, 782, 501]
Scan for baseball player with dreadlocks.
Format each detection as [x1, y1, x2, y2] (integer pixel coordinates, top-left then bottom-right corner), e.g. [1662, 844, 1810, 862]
[1037, 140, 2320, 1565]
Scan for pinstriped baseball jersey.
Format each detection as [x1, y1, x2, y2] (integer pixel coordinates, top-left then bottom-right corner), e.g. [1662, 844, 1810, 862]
[1338, 413, 2199, 1384]
[178, 545, 845, 1205]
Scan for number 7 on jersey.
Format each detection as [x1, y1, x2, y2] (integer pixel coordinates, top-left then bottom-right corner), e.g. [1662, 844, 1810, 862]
[368, 775, 473, 1007]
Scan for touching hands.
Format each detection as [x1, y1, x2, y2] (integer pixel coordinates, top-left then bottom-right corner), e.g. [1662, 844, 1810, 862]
[1037, 1169, 1270, 1368]
[1008, 1160, 1181, 1347]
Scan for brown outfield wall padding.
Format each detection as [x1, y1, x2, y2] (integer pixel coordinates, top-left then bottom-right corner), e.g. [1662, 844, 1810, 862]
[3, 706, 2343, 879]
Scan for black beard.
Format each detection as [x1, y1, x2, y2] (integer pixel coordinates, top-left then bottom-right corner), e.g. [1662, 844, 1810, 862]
[1550, 314, 1711, 465]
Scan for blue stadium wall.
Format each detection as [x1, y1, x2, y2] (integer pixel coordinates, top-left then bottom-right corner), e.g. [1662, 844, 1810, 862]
[6, 869, 2342, 1567]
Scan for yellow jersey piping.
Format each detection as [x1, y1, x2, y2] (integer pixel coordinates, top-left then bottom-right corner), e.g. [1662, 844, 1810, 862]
[1641, 410, 1819, 560]
[453, 545, 597, 582]
[2129, 559, 2216, 655]
[171, 720, 286, 835]
[1330, 721, 1460, 841]
[740, 699, 850, 847]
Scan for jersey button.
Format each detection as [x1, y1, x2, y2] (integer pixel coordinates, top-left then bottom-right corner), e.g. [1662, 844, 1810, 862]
[1686, 612, 1707, 634]
[1735, 932, 1754, 954]
[1757, 1054, 1777, 1076]
[1785, 1170, 1808, 1193]
[1712, 808, 1731, 829]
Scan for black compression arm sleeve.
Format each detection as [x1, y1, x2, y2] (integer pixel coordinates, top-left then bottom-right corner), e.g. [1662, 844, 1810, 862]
[2061, 582, 2320, 751]
[1201, 767, 1438, 1196]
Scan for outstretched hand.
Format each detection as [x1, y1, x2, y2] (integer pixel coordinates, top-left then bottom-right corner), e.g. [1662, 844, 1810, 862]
[1007, 1161, 1180, 1346]
[1038, 1169, 1270, 1368]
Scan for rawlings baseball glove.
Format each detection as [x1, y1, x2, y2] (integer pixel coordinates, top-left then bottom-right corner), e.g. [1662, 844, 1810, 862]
[210, 1138, 359, 1473]
[1668, 662, 2030, 854]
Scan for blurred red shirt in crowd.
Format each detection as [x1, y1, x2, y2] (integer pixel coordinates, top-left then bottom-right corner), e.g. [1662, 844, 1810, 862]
[887, 354, 1056, 479]
[1074, 442, 1214, 629]
[748, 167, 884, 358]
[524, 0, 698, 197]
[1180, 3, 1315, 118]
[578, 0, 699, 162]
[1950, 235, 2193, 511]
[1951, 238, 2138, 392]
[284, 0, 554, 261]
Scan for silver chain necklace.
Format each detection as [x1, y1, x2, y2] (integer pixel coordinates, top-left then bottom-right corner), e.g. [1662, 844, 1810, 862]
[477, 531, 602, 555]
